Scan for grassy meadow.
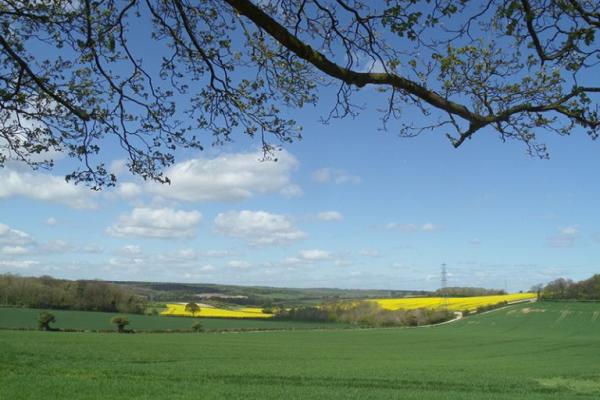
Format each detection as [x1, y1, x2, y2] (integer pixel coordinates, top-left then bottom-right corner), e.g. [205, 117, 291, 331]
[0, 307, 349, 331]
[2, 301, 600, 399]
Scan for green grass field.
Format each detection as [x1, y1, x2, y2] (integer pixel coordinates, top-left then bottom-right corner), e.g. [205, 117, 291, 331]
[1, 301, 600, 399]
[0, 307, 349, 331]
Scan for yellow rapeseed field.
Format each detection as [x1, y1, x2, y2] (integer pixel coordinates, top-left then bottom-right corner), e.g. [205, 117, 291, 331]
[371, 293, 536, 312]
[161, 304, 273, 318]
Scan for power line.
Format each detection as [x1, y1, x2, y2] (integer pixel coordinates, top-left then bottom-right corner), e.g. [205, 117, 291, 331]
[441, 263, 448, 308]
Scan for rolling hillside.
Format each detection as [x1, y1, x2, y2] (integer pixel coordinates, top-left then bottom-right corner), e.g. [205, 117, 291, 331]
[1, 301, 599, 399]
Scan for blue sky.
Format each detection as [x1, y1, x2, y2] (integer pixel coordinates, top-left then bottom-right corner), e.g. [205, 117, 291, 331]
[1, 95, 598, 291]
[1, 3, 599, 291]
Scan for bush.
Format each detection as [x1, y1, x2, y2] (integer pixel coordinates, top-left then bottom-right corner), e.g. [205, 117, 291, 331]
[191, 321, 204, 332]
[145, 308, 159, 316]
[110, 316, 131, 333]
[37, 311, 57, 331]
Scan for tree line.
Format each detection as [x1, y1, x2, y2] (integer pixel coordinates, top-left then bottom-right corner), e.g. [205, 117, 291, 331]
[0, 274, 145, 313]
[274, 301, 454, 328]
[538, 274, 600, 301]
[434, 287, 506, 297]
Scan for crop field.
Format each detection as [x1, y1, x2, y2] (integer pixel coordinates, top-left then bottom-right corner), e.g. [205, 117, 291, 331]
[372, 292, 536, 312]
[2, 301, 600, 399]
[161, 303, 273, 318]
[0, 307, 348, 331]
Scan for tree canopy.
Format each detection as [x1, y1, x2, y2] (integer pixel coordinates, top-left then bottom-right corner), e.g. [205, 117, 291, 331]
[37, 311, 56, 331]
[1, 0, 598, 187]
[184, 302, 200, 316]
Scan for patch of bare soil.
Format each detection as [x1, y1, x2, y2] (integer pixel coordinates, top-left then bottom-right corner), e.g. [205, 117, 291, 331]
[521, 307, 546, 314]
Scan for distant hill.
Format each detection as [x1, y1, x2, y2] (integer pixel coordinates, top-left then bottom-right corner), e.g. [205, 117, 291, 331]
[112, 280, 431, 307]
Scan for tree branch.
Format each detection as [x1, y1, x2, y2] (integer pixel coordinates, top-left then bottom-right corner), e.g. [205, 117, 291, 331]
[0, 34, 91, 121]
[222, 0, 484, 125]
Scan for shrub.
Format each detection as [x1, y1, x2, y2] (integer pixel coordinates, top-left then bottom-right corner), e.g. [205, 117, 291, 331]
[110, 316, 130, 333]
[191, 321, 204, 332]
[37, 311, 57, 331]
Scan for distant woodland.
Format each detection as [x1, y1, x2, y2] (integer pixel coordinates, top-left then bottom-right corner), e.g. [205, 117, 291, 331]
[433, 287, 506, 297]
[539, 275, 600, 300]
[274, 302, 454, 327]
[0, 275, 145, 313]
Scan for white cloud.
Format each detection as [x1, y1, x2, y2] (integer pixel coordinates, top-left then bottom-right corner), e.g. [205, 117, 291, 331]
[317, 211, 344, 221]
[280, 184, 303, 198]
[359, 248, 379, 257]
[0, 259, 40, 269]
[0, 223, 34, 245]
[312, 168, 361, 184]
[546, 226, 579, 248]
[280, 257, 304, 267]
[228, 260, 251, 269]
[119, 245, 143, 256]
[277, 249, 333, 268]
[108, 207, 202, 238]
[546, 235, 575, 248]
[385, 222, 438, 232]
[299, 249, 331, 261]
[81, 244, 104, 254]
[421, 223, 437, 232]
[38, 240, 75, 253]
[334, 259, 353, 267]
[46, 217, 58, 226]
[198, 264, 216, 272]
[0, 168, 96, 209]
[35, 240, 104, 255]
[109, 257, 144, 267]
[202, 250, 232, 257]
[214, 210, 306, 246]
[117, 182, 143, 198]
[159, 248, 198, 262]
[148, 150, 299, 202]
[1, 245, 30, 255]
[182, 264, 217, 279]
[109, 159, 128, 177]
[560, 226, 578, 236]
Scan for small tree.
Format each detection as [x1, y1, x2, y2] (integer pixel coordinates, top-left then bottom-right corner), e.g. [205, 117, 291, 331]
[184, 302, 200, 317]
[191, 321, 204, 333]
[37, 311, 56, 331]
[262, 307, 274, 315]
[110, 316, 130, 333]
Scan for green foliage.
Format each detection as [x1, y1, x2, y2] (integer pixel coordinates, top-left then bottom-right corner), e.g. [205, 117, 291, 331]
[275, 301, 454, 327]
[37, 311, 56, 331]
[145, 308, 160, 317]
[191, 321, 204, 333]
[541, 274, 600, 300]
[3, 0, 598, 187]
[110, 316, 130, 333]
[184, 303, 200, 316]
[0, 274, 146, 313]
[434, 287, 506, 297]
